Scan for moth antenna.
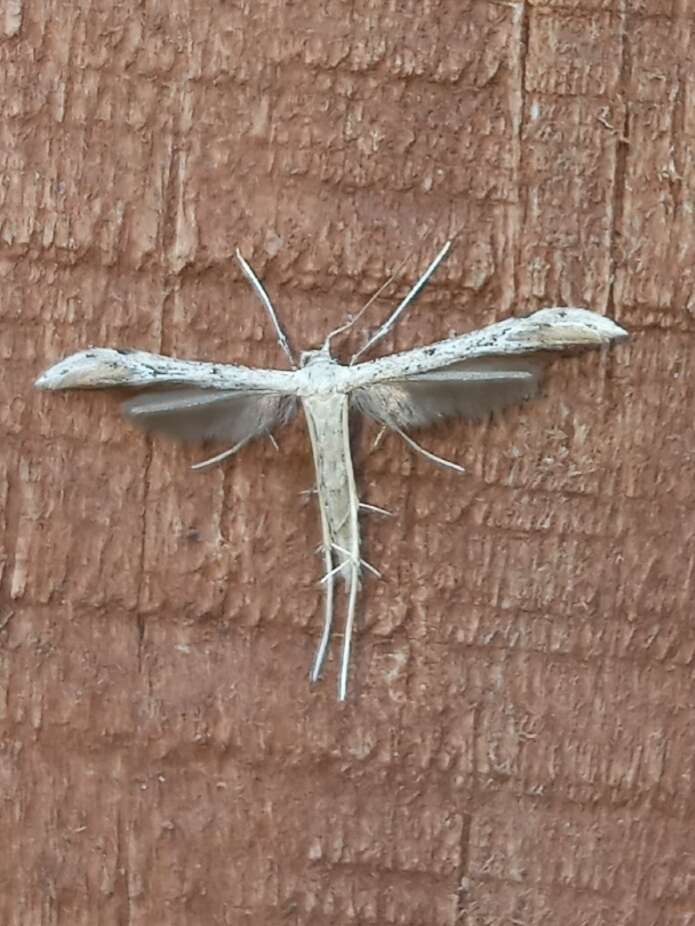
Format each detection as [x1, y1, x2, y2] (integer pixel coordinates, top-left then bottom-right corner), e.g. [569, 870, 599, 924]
[394, 427, 466, 474]
[351, 239, 453, 363]
[322, 247, 415, 351]
[235, 248, 297, 369]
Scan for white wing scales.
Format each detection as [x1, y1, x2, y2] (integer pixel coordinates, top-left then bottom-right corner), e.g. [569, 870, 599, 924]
[347, 307, 627, 389]
[34, 347, 297, 394]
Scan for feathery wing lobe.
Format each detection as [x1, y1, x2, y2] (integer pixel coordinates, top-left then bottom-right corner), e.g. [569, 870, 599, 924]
[352, 356, 543, 430]
[122, 387, 297, 446]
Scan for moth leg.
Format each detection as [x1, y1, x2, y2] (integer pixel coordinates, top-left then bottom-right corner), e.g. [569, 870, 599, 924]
[191, 436, 252, 471]
[338, 566, 360, 702]
[370, 427, 387, 452]
[311, 496, 336, 684]
[332, 499, 392, 532]
[359, 502, 393, 517]
[319, 559, 344, 585]
[310, 541, 335, 683]
[331, 543, 381, 579]
[359, 560, 381, 579]
[394, 427, 466, 475]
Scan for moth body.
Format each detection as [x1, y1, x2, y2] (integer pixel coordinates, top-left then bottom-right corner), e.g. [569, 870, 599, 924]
[302, 392, 359, 576]
[297, 348, 362, 579]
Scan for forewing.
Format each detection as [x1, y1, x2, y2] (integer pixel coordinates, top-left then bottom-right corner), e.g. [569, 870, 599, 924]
[352, 356, 543, 430]
[347, 308, 627, 390]
[122, 387, 297, 445]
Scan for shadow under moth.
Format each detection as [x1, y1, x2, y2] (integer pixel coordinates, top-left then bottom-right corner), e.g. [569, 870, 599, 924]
[35, 241, 628, 700]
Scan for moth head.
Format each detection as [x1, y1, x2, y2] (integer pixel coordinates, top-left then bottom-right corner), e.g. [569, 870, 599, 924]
[299, 342, 332, 367]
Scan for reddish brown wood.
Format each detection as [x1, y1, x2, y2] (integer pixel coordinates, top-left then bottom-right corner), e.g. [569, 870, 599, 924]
[1, 2, 693, 924]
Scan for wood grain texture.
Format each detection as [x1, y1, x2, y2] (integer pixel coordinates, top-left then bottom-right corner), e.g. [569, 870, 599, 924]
[1, 1, 693, 924]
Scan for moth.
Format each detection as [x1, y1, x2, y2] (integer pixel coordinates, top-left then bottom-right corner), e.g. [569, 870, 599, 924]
[35, 241, 627, 700]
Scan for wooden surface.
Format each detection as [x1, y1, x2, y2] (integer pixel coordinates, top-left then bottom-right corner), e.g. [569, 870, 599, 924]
[1, 2, 693, 924]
